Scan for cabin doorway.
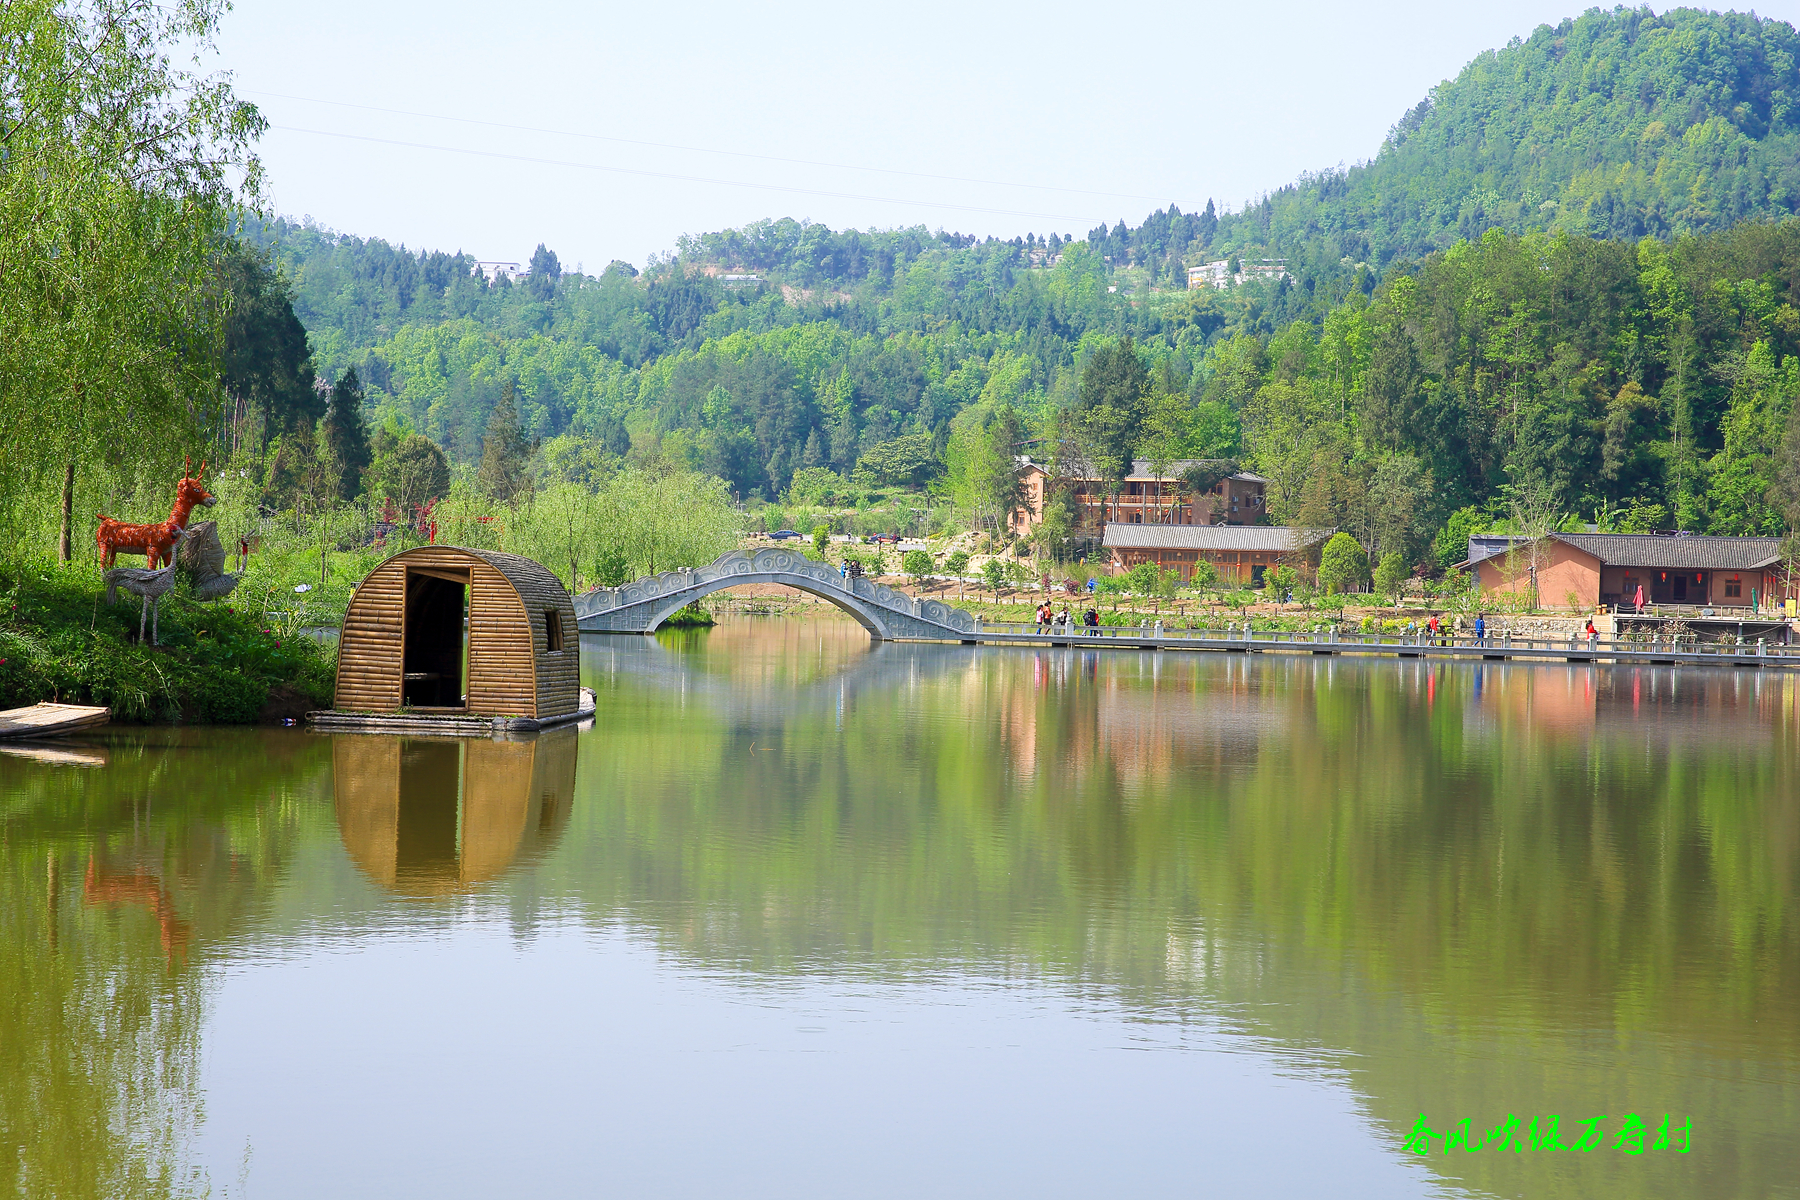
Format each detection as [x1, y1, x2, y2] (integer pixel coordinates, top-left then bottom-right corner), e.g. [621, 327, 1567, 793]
[403, 567, 469, 707]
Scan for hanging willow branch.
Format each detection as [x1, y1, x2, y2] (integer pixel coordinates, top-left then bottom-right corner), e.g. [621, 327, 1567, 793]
[0, 0, 264, 507]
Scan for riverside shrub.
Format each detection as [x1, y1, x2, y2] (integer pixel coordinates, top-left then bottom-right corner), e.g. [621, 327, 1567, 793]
[0, 562, 334, 723]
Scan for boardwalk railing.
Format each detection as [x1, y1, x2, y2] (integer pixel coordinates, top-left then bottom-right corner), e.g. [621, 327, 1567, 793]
[960, 622, 1798, 666]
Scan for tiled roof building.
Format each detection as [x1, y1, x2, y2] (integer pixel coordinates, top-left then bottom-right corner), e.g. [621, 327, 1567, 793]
[1103, 523, 1334, 585]
[1469, 532, 1792, 610]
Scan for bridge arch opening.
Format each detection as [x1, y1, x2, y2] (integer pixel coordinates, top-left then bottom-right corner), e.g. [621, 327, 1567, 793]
[640, 577, 889, 638]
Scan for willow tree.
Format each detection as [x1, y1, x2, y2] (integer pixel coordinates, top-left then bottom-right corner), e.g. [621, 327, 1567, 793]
[0, 0, 264, 559]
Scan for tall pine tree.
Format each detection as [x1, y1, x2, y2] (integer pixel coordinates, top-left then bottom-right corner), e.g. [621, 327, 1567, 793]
[321, 367, 372, 501]
[478, 381, 532, 502]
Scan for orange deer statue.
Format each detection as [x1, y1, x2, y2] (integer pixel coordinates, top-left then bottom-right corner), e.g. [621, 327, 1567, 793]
[95, 457, 217, 569]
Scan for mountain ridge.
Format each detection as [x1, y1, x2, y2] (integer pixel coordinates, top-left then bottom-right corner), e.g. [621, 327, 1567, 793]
[1200, 6, 1800, 266]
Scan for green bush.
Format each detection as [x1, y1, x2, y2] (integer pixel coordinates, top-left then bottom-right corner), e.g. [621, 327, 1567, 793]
[789, 468, 848, 507]
[662, 603, 716, 627]
[1318, 533, 1369, 595]
[1125, 562, 1161, 595]
[981, 558, 1006, 594]
[191, 671, 272, 724]
[1374, 551, 1409, 604]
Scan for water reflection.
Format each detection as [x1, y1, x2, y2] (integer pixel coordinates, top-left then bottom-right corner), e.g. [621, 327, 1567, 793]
[1, 628, 1797, 1199]
[568, 634, 1800, 1200]
[333, 731, 576, 896]
[0, 728, 329, 1200]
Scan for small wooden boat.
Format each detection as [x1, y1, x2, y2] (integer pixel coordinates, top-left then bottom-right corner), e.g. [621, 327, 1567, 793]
[0, 702, 111, 740]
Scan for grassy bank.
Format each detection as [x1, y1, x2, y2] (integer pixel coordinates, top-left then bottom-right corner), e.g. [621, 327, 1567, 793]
[0, 560, 335, 724]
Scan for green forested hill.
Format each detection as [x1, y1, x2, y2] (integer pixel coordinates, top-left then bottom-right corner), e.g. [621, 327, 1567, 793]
[228, 7, 1800, 567]
[1203, 7, 1800, 266]
[245, 217, 1311, 501]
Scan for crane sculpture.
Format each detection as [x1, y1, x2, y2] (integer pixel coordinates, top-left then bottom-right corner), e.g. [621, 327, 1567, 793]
[95, 457, 216, 569]
[104, 527, 186, 645]
[175, 520, 243, 600]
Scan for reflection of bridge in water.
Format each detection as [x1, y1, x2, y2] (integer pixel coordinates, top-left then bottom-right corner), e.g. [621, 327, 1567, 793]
[581, 630, 984, 731]
[332, 729, 578, 897]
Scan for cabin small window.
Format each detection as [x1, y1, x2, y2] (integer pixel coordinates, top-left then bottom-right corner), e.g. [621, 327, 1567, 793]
[1725, 576, 1742, 598]
[544, 609, 564, 652]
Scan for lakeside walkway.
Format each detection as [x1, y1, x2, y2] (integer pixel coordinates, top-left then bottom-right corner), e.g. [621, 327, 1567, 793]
[938, 621, 1800, 668]
[579, 551, 1797, 668]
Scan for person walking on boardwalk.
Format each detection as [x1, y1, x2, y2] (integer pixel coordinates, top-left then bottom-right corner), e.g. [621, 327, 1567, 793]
[1633, 583, 1645, 613]
[1474, 613, 1486, 645]
[1083, 606, 1099, 632]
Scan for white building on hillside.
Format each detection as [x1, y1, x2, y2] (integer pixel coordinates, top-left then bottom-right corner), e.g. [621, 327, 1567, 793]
[475, 261, 525, 284]
[1187, 258, 1291, 289]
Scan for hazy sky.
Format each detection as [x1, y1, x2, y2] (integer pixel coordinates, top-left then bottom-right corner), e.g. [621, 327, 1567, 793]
[212, 1, 1800, 271]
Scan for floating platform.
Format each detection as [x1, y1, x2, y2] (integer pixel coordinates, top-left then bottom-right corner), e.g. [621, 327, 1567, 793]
[307, 688, 596, 737]
[0, 702, 111, 740]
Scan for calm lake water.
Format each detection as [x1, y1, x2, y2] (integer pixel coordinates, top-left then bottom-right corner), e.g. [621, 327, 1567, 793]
[2, 613, 1797, 1199]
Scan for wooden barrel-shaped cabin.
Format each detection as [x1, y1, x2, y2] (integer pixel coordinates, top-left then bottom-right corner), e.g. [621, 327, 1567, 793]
[334, 547, 579, 719]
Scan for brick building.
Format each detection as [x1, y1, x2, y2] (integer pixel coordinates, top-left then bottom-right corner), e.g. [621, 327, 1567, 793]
[1468, 532, 1795, 610]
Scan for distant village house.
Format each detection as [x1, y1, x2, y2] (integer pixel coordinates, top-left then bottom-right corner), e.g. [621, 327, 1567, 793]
[1009, 458, 1268, 535]
[1466, 532, 1796, 610]
[1186, 259, 1291, 290]
[475, 261, 525, 284]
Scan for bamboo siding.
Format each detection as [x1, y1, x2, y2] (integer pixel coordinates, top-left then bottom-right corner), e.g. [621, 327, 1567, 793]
[333, 546, 581, 719]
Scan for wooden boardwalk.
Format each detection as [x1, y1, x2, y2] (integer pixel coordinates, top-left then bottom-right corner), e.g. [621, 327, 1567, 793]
[929, 622, 1800, 668]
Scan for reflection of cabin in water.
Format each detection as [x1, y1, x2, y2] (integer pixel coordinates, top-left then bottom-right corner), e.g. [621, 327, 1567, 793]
[333, 547, 580, 720]
[333, 732, 577, 896]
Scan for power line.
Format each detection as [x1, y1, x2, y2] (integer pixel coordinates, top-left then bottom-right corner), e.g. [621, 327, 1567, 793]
[270, 124, 1108, 223]
[247, 88, 1174, 209]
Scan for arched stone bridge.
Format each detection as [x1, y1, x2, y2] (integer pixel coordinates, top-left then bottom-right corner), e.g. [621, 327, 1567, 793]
[573, 548, 981, 641]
